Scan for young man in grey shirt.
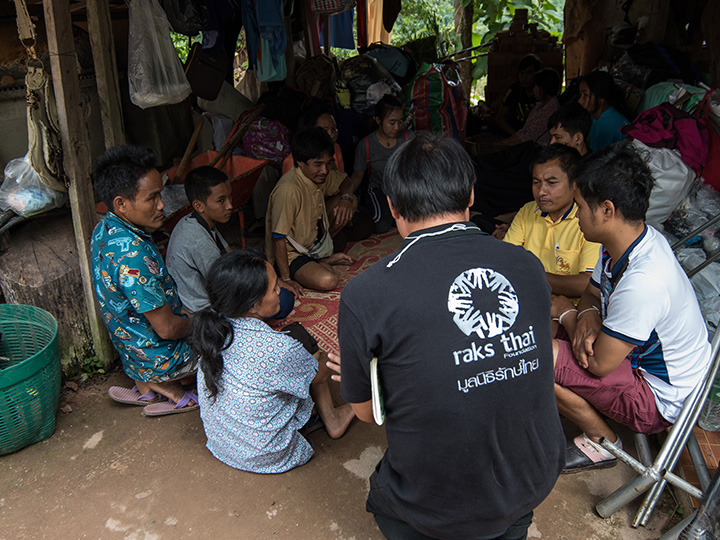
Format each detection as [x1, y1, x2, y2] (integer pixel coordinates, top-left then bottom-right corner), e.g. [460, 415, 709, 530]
[167, 166, 293, 317]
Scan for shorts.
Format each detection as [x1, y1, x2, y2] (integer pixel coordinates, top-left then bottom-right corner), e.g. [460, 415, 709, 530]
[281, 322, 319, 355]
[555, 339, 671, 434]
[289, 255, 315, 279]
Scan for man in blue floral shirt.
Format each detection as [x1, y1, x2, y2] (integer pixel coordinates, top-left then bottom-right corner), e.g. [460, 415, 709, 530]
[91, 145, 198, 416]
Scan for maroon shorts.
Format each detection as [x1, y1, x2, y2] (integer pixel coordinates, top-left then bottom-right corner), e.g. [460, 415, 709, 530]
[555, 340, 672, 434]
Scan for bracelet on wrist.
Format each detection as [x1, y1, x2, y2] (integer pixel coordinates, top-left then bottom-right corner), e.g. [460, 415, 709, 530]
[339, 194, 354, 203]
[577, 305, 600, 318]
[281, 277, 292, 282]
[558, 308, 578, 326]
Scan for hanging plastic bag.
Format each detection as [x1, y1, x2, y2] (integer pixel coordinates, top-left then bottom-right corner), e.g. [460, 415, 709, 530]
[128, 0, 192, 109]
[0, 155, 67, 217]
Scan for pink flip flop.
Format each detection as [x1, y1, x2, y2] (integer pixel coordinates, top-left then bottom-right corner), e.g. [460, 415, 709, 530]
[108, 385, 164, 406]
[143, 390, 199, 417]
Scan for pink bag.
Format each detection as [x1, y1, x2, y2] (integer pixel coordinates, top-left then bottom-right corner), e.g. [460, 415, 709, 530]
[695, 90, 720, 190]
[623, 103, 709, 171]
[242, 117, 291, 168]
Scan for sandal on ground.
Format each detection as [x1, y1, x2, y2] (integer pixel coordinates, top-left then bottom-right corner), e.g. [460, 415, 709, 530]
[300, 414, 325, 437]
[142, 390, 199, 417]
[562, 434, 617, 474]
[108, 385, 164, 406]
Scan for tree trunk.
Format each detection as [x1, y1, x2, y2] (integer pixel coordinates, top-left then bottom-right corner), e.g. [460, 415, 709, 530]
[455, 0, 474, 103]
[0, 213, 104, 375]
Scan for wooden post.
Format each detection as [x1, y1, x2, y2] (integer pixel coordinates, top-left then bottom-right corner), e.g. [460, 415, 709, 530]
[454, 0, 474, 103]
[43, 0, 115, 366]
[284, 16, 296, 86]
[86, 0, 125, 149]
[323, 15, 331, 56]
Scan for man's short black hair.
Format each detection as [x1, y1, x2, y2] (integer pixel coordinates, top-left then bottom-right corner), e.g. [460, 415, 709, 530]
[383, 132, 474, 222]
[531, 144, 582, 178]
[533, 68, 561, 97]
[291, 127, 334, 166]
[570, 141, 654, 223]
[547, 102, 592, 139]
[184, 166, 229, 204]
[92, 145, 157, 212]
[518, 54, 542, 72]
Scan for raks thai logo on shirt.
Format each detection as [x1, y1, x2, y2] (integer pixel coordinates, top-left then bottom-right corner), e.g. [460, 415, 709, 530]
[447, 268, 540, 393]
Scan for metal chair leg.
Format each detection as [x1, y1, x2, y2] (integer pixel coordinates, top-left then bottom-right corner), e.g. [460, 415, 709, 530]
[659, 511, 697, 540]
[686, 433, 711, 492]
[635, 432, 653, 466]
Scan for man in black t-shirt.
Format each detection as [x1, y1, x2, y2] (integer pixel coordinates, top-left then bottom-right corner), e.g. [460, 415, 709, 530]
[333, 133, 565, 540]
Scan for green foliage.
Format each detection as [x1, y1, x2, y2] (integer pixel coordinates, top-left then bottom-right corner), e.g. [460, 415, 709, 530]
[80, 355, 105, 382]
[473, 0, 564, 44]
[469, 0, 565, 100]
[170, 32, 201, 63]
[390, 0, 455, 53]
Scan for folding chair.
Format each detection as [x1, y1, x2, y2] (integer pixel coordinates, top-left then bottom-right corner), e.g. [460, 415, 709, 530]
[594, 328, 720, 526]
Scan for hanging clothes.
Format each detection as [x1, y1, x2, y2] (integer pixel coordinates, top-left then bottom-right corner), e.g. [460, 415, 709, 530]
[241, 0, 261, 68]
[242, 0, 288, 81]
[304, 0, 322, 57]
[319, 9, 355, 50]
[203, 0, 236, 54]
[382, 0, 400, 33]
[366, 0, 390, 44]
[356, 0, 368, 48]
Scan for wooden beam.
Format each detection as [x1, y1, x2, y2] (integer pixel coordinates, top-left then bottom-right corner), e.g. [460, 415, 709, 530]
[86, 0, 125, 149]
[43, 0, 115, 366]
[323, 15, 331, 56]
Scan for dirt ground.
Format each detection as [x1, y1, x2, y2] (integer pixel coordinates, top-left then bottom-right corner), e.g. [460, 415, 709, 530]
[1, 369, 687, 540]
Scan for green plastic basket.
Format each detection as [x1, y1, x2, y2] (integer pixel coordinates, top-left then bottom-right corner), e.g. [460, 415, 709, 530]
[0, 304, 60, 455]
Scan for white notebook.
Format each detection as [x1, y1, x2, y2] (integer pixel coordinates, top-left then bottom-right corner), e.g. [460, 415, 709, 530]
[370, 356, 385, 425]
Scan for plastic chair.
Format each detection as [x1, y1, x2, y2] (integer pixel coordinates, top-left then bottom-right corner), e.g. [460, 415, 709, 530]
[594, 328, 720, 526]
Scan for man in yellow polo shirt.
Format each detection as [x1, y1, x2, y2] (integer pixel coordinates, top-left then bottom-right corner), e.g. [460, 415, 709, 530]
[504, 144, 600, 300]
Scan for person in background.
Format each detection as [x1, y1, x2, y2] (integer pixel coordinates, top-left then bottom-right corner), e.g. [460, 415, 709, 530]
[267, 128, 370, 293]
[552, 141, 710, 473]
[350, 95, 414, 234]
[193, 250, 354, 473]
[500, 68, 561, 147]
[495, 54, 543, 136]
[166, 166, 294, 318]
[547, 102, 592, 156]
[578, 71, 629, 153]
[282, 107, 345, 175]
[91, 145, 198, 416]
[502, 144, 600, 304]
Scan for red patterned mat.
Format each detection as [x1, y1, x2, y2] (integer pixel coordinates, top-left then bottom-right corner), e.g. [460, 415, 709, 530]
[272, 231, 403, 355]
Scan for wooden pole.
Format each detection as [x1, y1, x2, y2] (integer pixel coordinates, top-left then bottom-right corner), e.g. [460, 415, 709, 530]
[43, 0, 115, 365]
[86, 0, 125, 149]
[323, 15, 331, 56]
[284, 16, 296, 86]
[454, 0, 474, 103]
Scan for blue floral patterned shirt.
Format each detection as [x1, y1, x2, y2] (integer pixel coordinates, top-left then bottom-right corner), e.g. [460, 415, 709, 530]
[197, 317, 317, 474]
[90, 212, 193, 382]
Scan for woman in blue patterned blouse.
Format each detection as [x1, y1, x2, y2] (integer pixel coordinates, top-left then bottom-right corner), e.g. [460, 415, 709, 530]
[192, 250, 355, 473]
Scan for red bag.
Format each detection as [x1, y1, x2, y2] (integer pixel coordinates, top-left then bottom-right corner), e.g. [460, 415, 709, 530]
[696, 90, 720, 190]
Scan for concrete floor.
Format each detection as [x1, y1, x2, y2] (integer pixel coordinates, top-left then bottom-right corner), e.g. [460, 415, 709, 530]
[1, 370, 685, 540]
